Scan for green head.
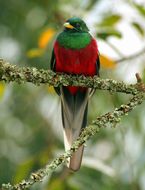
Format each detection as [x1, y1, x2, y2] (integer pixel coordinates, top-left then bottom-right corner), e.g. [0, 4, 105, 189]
[63, 17, 89, 33]
[57, 17, 91, 49]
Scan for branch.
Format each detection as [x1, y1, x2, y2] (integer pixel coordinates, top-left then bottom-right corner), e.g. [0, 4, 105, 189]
[101, 41, 145, 63]
[2, 92, 145, 190]
[116, 47, 145, 63]
[0, 59, 140, 95]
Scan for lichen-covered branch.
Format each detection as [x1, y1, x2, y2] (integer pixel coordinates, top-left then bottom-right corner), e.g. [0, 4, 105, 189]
[0, 59, 139, 95]
[1, 58, 145, 190]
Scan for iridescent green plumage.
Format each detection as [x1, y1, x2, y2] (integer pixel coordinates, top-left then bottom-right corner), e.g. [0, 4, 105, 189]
[57, 32, 91, 49]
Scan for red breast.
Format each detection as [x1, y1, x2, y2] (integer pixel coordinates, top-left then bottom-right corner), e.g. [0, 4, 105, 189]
[54, 38, 98, 94]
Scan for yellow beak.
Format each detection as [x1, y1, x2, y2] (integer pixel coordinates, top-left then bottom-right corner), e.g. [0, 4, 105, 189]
[63, 22, 74, 29]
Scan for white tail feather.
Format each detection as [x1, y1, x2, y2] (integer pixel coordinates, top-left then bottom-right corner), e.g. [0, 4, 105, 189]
[63, 130, 84, 171]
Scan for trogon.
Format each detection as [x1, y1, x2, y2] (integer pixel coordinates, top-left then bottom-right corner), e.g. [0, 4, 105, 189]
[50, 17, 100, 171]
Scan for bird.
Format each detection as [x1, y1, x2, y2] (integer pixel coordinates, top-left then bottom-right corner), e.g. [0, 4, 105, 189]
[50, 17, 100, 171]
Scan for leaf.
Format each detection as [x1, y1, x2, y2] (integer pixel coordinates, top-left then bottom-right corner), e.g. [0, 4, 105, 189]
[97, 14, 121, 27]
[133, 3, 145, 17]
[100, 54, 116, 69]
[13, 158, 34, 183]
[0, 82, 5, 98]
[86, 0, 100, 10]
[143, 68, 145, 83]
[26, 28, 55, 58]
[49, 178, 78, 190]
[26, 48, 44, 58]
[38, 28, 56, 49]
[132, 22, 145, 36]
[96, 15, 122, 40]
[49, 179, 65, 190]
[47, 86, 55, 94]
[97, 29, 122, 40]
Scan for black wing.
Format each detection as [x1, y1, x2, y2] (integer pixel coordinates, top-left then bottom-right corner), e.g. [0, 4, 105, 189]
[96, 53, 100, 76]
[50, 48, 60, 95]
[89, 54, 100, 97]
[50, 48, 55, 70]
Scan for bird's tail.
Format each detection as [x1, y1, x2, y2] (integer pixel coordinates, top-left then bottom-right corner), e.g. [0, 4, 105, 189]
[61, 87, 89, 171]
[63, 129, 85, 171]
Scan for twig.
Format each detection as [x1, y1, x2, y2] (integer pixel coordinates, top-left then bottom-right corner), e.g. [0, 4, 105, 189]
[106, 40, 125, 58]
[116, 47, 145, 63]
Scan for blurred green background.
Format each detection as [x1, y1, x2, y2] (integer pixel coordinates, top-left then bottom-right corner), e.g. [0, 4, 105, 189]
[0, 0, 145, 189]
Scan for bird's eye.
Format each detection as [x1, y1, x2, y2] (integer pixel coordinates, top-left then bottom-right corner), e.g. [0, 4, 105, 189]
[76, 23, 81, 28]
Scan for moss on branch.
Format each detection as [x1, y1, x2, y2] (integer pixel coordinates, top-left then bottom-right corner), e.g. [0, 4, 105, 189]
[0, 59, 139, 95]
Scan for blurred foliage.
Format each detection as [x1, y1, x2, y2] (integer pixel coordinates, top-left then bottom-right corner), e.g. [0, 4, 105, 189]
[97, 14, 122, 27]
[133, 2, 145, 17]
[0, 0, 145, 190]
[85, 0, 101, 10]
[96, 13, 122, 40]
[0, 82, 5, 98]
[38, 28, 56, 49]
[132, 22, 145, 36]
[99, 54, 116, 68]
[97, 29, 122, 40]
